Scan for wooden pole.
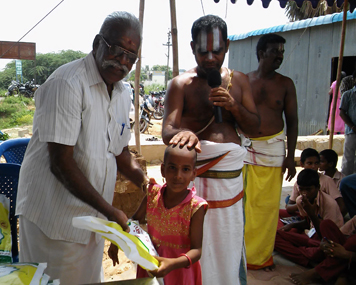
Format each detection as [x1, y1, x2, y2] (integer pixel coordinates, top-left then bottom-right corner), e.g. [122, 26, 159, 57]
[134, 0, 145, 154]
[170, 0, 179, 78]
[328, 0, 348, 149]
[165, 31, 171, 89]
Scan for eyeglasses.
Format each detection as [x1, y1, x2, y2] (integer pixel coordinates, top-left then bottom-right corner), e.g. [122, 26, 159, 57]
[98, 34, 138, 64]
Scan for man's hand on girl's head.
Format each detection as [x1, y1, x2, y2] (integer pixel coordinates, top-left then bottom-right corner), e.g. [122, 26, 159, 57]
[169, 131, 201, 153]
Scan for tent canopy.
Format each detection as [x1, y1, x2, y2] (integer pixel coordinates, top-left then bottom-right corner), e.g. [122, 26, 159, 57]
[239, 0, 356, 11]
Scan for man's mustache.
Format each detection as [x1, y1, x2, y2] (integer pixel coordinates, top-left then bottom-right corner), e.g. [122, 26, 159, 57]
[102, 60, 129, 76]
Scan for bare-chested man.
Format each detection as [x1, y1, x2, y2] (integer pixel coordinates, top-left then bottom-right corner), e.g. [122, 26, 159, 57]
[162, 15, 259, 285]
[243, 33, 298, 271]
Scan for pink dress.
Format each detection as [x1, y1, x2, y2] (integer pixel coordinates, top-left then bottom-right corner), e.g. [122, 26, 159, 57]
[328, 81, 345, 134]
[136, 183, 208, 285]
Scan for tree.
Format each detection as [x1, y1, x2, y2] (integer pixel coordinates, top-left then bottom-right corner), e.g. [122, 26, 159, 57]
[128, 68, 148, 83]
[151, 65, 173, 81]
[285, 1, 343, 22]
[0, 50, 87, 89]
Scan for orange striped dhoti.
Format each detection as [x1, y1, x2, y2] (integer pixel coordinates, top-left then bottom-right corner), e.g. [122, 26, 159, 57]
[194, 140, 247, 285]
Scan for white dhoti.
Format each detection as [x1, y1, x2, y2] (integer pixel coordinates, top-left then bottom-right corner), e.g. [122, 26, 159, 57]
[194, 140, 247, 285]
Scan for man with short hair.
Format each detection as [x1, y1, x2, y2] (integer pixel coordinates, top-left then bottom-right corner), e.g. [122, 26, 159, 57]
[16, 11, 148, 284]
[340, 75, 356, 176]
[162, 15, 260, 285]
[340, 65, 356, 95]
[243, 33, 298, 270]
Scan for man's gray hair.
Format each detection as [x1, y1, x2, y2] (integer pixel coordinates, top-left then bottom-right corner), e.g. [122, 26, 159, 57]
[100, 11, 142, 43]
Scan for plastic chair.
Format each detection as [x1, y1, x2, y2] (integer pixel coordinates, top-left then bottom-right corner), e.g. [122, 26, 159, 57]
[0, 163, 21, 262]
[0, 138, 30, 164]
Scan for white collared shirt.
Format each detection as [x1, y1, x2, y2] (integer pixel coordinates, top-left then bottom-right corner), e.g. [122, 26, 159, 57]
[16, 52, 131, 244]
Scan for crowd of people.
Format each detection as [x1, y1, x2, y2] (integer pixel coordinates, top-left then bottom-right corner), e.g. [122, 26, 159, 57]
[13, 9, 356, 285]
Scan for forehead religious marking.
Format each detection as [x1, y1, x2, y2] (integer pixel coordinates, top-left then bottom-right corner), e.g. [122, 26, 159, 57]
[199, 31, 207, 53]
[213, 27, 220, 52]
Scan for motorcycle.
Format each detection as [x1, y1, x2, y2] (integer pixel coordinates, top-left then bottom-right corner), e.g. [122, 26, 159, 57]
[150, 90, 165, 120]
[19, 80, 40, 98]
[5, 80, 20, 96]
[5, 79, 39, 98]
[139, 95, 155, 133]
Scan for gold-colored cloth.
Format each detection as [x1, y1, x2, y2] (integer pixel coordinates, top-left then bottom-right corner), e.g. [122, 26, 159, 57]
[197, 169, 242, 179]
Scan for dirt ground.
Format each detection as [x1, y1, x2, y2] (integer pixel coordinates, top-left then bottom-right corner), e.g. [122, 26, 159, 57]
[103, 240, 136, 282]
[142, 118, 162, 137]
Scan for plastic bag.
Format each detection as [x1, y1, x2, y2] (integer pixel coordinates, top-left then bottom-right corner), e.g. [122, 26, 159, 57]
[72, 216, 159, 271]
[0, 262, 46, 285]
[0, 194, 12, 263]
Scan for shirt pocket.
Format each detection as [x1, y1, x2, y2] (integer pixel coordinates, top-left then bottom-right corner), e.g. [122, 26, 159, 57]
[107, 117, 131, 156]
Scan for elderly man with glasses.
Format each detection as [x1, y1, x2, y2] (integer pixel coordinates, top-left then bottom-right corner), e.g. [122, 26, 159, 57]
[15, 11, 148, 284]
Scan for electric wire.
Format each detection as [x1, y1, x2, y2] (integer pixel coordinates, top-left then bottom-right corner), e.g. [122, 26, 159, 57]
[200, 0, 206, 15]
[225, 0, 229, 18]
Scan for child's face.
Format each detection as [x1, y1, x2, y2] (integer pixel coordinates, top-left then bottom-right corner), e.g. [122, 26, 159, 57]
[298, 185, 319, 203]
[161, 151, 196, 193]
[319, 155, 332, 172]
[301, 156, 320, 171]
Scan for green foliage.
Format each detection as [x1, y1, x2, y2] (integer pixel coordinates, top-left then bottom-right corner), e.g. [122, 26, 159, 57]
[0, 89, 7, 97]
[128, 69, 148, 82]
[144, 84, 165, 94]
[0, 132, 9, 141]
[0, 96, 35, 129]
[17, 114, 33, 125]
[152, 65, 172, 80]
[0, 50, 87, 89]
[0, 68, 16, 90]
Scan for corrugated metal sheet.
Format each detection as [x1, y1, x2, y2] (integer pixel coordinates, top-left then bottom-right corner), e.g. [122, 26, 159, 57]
[228, 11, 356, 41]
[227, 13, 356, 136]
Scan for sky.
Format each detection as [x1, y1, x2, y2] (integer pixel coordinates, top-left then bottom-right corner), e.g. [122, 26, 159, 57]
[0, 0, 290, 72]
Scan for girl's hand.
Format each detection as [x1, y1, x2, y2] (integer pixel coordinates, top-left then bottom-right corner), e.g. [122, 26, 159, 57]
[108, 243, 119, 266]
[148, 256, 176, 278]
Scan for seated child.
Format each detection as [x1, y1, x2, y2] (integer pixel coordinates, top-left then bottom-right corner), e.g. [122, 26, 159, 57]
[275, 169, 344, 267]
[290, 217, 356, 284]
[285, 148, 346, 217]
[109, 144, 208, 285]
[319, 149, 345, 190]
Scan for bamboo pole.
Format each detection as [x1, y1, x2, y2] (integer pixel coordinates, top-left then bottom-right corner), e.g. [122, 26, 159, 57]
[170, 0, 179, 77]
[328, 0, 348, 149]
[134, 0, 145, 154]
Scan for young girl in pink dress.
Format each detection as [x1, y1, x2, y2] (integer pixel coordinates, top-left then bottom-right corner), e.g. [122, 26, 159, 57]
[111, 145, 208, 284]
